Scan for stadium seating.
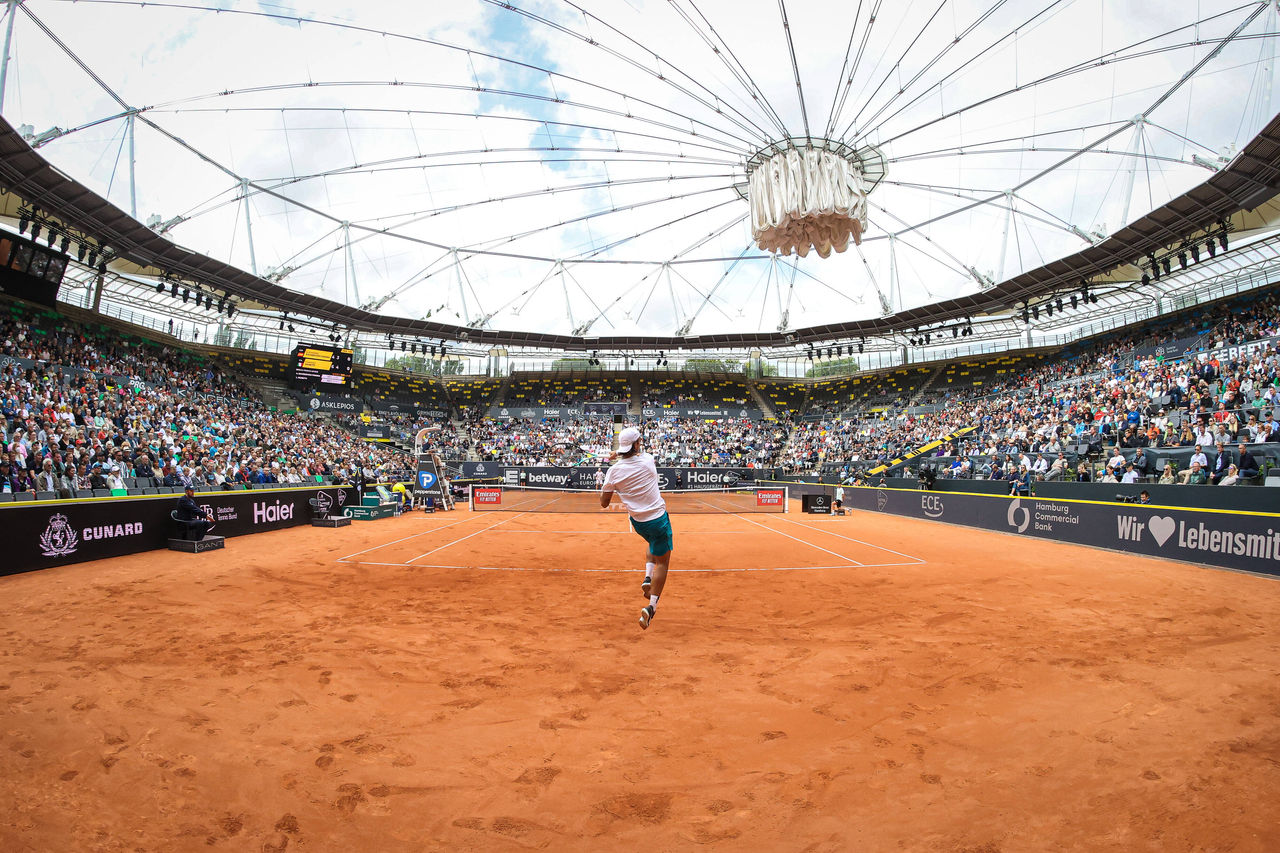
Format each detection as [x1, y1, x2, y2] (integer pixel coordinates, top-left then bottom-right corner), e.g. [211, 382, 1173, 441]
[641, 373, 751, 408]
[505, 374, 630, 406]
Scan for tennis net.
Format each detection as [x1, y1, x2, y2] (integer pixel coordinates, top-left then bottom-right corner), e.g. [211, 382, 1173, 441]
[469, 485, 789, 514]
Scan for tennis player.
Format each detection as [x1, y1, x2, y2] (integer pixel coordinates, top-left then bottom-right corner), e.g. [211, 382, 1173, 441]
[599, 426, 672, 630]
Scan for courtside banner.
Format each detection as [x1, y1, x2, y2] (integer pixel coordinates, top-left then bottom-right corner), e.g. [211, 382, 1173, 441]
[641, 406, 764, 421]
[842, 486, 1280, 577]
[0, 485, 358, 577]
[756, 489, 785, 508]
[472, 487, 502, 506]
[413, 459, 449, 505]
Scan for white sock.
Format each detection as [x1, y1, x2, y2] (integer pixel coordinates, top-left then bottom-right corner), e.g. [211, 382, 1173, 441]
[645, 562, 655, 578]
[649, 595, 659, 609]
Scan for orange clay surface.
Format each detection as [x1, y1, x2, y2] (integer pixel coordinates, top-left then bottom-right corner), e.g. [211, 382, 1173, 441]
[2, 505, 1279, 852]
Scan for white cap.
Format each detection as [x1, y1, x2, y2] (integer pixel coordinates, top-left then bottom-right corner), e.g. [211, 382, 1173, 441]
[617, 426, 642, 453]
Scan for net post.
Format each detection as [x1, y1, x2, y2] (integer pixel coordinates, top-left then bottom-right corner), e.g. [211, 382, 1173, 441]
[783, 485, 789, 514]
[468, 484, 474, 512]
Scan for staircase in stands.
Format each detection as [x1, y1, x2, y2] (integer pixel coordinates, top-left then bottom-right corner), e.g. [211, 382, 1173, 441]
[907, 362, 949, 408]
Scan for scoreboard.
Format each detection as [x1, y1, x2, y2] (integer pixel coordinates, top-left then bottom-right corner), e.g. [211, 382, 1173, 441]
[290, 343, 354, 389]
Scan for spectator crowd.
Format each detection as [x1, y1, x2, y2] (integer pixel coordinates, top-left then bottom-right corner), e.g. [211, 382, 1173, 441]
[1, 305, 412, 498]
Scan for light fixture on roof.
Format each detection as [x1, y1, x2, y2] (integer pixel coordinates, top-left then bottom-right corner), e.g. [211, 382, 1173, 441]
[29, 223, 40, 242]
[155, 281, 165, 294]
[1161, 258, 1171, 276]
[59, 235, 70, 254]
[1190, 243, 1200, 263]
[18, 213, 28, 235]
[1177, 249, 1188, 269]
[27, 126, 65, 148]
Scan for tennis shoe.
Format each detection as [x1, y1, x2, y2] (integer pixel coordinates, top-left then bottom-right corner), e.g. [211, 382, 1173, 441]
[641, 576, 651, 598]
[639, 604, 655, 630]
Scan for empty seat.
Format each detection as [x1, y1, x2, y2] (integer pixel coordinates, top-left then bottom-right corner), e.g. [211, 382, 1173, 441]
[92, 489, 112, 497]
[35, 491, 57, 501]
[74, 489, 93, 498]
[0, 493, 14, 502]
[13, 492, 35, 502]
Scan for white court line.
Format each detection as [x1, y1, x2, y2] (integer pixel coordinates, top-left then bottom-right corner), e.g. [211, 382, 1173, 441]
[336, 514, 480, 563]
[343, 562, 921, 572]
[733, 513, 863, 566]
[768, 514, 927, 564]
[404, 512, 529, 564]
[467, 529, 752, 535]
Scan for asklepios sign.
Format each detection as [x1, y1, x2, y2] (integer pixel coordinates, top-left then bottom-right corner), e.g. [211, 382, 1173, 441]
[307, 394, 360, 413]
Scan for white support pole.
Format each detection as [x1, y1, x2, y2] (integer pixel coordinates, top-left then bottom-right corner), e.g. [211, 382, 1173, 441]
[1119, 117, 1144, 228]
[0, 0, 18, 116]
[996, 192, 1013, 283]
[343, 221, 361, 307]
[453, 250, 470, 326]
[888, 233, 901, 310]
[241, 179, 258, 276]
[0, 0, 17, 116]
[127, 113, 138, 219]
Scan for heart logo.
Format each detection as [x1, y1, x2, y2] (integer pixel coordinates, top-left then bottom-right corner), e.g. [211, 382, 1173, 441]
[1148, 515, 1176, 547]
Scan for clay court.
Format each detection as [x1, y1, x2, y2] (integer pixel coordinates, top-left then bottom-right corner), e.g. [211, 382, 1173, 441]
[2, 505, 1279, 852]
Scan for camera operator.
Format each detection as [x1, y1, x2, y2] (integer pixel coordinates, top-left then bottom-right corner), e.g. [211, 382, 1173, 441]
[917, 465, 937, 491]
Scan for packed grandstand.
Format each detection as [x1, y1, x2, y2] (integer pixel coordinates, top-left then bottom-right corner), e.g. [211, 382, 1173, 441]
[4, 280, 1279, 501]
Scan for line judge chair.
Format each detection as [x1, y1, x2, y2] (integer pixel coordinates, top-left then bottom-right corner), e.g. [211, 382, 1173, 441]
[308, 497, 331, 520]
[170, 510, 207, 541]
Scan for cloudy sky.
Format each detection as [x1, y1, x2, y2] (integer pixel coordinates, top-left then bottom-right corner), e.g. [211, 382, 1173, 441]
[6, 0, 1279, 337]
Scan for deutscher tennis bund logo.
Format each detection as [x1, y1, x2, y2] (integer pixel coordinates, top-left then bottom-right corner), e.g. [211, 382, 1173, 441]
[39, 514, 79, 557]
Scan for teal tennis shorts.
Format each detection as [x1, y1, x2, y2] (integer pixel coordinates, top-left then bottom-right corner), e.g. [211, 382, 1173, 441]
[630, 511, 674, 556]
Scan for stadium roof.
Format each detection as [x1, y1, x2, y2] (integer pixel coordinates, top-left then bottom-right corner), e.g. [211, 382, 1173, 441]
[2, 1, 1280, 351]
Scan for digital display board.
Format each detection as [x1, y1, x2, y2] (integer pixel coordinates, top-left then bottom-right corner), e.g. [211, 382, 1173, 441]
[0, 234, 67, 308]
[290, 343, 354, 389]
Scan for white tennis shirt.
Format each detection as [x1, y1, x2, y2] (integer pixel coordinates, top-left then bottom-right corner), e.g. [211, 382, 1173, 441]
[602, 452, 667, 522]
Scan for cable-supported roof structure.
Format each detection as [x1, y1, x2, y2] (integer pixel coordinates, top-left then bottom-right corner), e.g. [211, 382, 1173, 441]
[2, 0, 1280, 350]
